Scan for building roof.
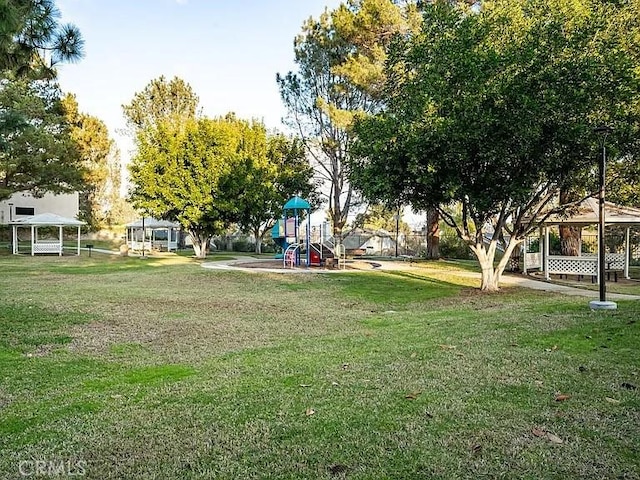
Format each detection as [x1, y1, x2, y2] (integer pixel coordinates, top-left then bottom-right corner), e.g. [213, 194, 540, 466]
[125, 218, 180, 228]
[10, 213, 85, 226]
[541, 198, 640, 226]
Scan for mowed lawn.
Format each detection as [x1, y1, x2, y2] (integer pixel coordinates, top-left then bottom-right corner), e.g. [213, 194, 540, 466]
[0, 254, 638, 479]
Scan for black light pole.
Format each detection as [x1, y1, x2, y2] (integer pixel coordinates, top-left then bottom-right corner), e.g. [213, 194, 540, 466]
[591, 125, 616, 310]
[394, 210, 400, 258]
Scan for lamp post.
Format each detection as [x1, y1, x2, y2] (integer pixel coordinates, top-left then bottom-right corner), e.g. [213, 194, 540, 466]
[590, 125, 617, 310]
[393, 211, 400, 258]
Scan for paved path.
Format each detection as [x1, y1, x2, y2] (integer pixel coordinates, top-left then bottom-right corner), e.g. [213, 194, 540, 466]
[366, 259, 640, 300]
[90, 251, 635, 301]
[499, 273, 640, 300]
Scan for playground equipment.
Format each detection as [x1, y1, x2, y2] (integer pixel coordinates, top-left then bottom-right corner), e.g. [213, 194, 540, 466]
[271, 196, 337, 268]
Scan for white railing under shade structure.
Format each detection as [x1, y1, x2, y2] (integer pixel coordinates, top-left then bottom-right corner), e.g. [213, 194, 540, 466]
[547, 256, 598, 276]
[32, 240, 62, 254]
[546, 253, 625, 279]
[524, 252, 541, 270]
[582, 253, 625, 270]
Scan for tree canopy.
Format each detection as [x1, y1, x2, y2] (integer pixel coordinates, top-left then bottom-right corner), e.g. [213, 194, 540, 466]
[128, 111, 316, 258]
[235, 133, 317, 253]
[0, 0, 84, 78]
[62, 94, 120, 229]
[277, 0, 419, 241]
[0, 77, 84, 201]
[122, 75, 199, 135]
[350, 0, 640, 290]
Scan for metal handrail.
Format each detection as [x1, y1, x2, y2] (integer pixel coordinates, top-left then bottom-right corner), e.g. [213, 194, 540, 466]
[283, 243, 301, 268]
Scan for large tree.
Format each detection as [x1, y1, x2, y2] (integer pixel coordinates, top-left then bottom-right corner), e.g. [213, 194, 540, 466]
[129, 115, 287, 259]
[351, 0, 640, 290]
[0, 1, 85, 202]
[0, 77, 84, 201]
[236, 134, 317, 254]
[277, 0, 419, 243]
[62, 94, 119, 229]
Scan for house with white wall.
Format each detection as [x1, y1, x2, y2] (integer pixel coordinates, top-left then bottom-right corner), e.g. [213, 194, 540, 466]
[0, 192, 79, 225]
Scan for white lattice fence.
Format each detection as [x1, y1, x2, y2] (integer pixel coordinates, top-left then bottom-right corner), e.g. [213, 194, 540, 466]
[33, 241, 62, 254]
[582, 253, 625, 269]
[548, 256, 597, 276]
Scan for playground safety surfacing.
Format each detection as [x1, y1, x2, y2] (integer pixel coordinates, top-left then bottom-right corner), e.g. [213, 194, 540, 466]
[201, 258, 382, 274]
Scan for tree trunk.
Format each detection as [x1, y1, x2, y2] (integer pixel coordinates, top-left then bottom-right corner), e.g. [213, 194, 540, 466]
[559, 188, 581, 256]
[254, 228, 262, 254]
[559, 225, 581, 256]
[190, 230, 212, 259]
[470, 238, 523, 291]
[426, 208, 440, 259]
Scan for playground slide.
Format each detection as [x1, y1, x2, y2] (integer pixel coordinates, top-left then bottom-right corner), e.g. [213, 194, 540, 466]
[273, 237, 287, 259]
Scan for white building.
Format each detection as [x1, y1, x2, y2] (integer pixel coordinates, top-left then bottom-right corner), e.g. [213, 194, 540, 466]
[0, 192, 80, 224]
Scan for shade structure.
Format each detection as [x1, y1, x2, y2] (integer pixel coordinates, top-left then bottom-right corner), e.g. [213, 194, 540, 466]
[10, 213, 85, 256]
[525, 198, 640, 282]
[539, 198, 640, 227]
[283, 196, 311, 210]
[125, 217, 180, 252]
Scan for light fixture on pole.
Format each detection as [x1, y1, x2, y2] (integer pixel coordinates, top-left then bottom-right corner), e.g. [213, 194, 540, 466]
[589, 125, 617, 310]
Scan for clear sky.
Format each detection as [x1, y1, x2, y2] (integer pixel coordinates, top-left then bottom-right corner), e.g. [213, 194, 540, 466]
[55, 0, 342, 158]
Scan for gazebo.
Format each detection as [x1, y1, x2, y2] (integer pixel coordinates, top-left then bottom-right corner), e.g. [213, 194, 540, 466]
[125, 218, 180, 252]
[10, 213, 85, 256]
[524, 198, 640, 282]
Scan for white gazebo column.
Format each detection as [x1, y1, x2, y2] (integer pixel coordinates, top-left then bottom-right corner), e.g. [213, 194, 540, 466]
[59, 225, 63, 256]
[625, 227, 631, 279]
[12, 225, 17, 254]
[77, 226, 81, 256]
[539, 226, 544, 272]
[544, 226, 550, 280]
[31, 225, 35, 256]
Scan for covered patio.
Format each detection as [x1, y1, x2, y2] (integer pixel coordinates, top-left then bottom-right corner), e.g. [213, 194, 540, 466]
[125, 218, 180, 252]
[10, 213, 85, 256]
[524, 198, 640, 282]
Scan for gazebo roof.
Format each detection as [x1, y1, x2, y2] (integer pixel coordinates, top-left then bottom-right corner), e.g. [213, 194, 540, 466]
[126, 218, 180, 228]
[541, 198, 640, 226]
[10, 213, 85, 226]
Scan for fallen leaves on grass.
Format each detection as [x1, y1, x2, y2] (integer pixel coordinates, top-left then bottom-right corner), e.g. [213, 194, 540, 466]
[605, 397, 621, 404]
[554, 393, 571, 402]
[439, 344, 456, 350]
[531, 427, 545, 438]
[405, 391, 422, 400]
[305, 408, 316, 416]
[546, 433, 564, 444]
[532, 427, 564, 444]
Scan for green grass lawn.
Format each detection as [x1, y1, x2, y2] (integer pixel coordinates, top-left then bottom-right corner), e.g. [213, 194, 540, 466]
[0, 254, 638, 479]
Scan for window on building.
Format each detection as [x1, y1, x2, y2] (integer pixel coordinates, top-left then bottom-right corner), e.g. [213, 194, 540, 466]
[15, 207, 35, 216]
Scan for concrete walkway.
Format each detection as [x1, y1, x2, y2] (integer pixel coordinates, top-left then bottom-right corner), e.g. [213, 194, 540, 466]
[499, 273, 640, 300]
[365, 259, 640, 300]
[80, 250, 637, 301]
